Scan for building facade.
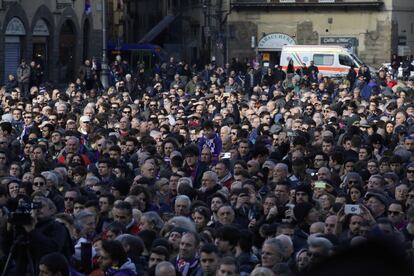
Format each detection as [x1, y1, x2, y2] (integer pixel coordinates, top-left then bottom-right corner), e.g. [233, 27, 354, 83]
[227, 0, 414, 68]
[0, 0, 103, 85]
[133, 0, 230, 65]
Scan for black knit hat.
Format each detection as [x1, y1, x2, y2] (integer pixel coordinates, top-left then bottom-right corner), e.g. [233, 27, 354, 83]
[295, 184, 313, 198]
[111, 178, 130, 196]
[293, 202, 314, 223]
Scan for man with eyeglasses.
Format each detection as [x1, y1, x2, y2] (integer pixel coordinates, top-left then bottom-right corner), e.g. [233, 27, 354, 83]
[313, 152, 328, 171]
[64, 189, 79, 214]
[388, 202, 405, 231]
[19, 111, 34, 141]
[403, 162, 414, 185]
[32, 175, 48, 195]
[121, 106, 132, 119]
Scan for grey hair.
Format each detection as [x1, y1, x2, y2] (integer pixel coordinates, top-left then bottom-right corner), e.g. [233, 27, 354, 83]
[75, 210, 95, 221]
[276, 234, 293, 248]
[35, 196, 57, 214]
[66, 136, 80, 145]
[275, 163, 289, 172]
[57, 103, 67, 111]
[276, 234, 294, 259]
[263, 238, 284, 258]
[344, 172, 363, 185]
[84, 104, 96, 112]
[175, 195, 191, 206]
[168, 216, 196, 233]
[155, 261, 176, 276]
[85, 176, 100, 185]
[142, 211, 164, 231]
[307, 234, 333, 255]
[370, 174, 385, 186]
[250, 267, 273, 276]
[150, 130, 162, 139]
[177, 177, 193, 189]
[54, 167, 68, 179]
[41, 171, 59, 187]
[203, 171, 219, 183]
[220, 125, 230, 133]
[74, 210, 95, 231]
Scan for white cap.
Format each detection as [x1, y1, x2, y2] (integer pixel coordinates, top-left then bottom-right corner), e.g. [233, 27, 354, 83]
[80, 115, 91, 123]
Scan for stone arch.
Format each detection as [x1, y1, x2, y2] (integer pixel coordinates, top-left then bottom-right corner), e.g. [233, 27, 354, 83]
[31, 5, 55, 81]
[56, 8, 81, 83]
[81, 12, 95, 62]
[1, 3, 31, 82]
[82, 18, 91, 61]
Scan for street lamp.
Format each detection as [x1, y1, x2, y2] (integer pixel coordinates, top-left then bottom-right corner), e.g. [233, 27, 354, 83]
[101, 0, 109, 89]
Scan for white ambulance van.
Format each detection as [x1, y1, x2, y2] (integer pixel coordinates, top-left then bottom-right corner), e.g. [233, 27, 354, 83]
[280, 45, 365, 77]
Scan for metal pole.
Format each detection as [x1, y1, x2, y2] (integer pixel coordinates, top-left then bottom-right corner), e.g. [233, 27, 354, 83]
[101, 0, 109, 89]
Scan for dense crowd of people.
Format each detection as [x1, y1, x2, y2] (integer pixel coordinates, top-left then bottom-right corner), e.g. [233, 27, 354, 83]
[0, 54, 414, 276]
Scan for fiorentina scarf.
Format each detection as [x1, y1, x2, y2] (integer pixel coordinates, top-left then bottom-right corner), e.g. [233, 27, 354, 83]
[175, 256, 199, 276]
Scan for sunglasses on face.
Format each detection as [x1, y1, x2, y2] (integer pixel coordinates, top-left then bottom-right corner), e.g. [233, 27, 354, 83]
[33, 182, 45, 187]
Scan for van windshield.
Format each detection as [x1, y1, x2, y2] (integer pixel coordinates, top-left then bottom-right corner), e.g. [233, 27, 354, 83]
[350, 53, 363, 67]
[339, 54, 356, 67]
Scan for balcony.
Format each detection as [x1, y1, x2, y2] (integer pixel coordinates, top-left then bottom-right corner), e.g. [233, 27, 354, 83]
[232, 0, 384, 10]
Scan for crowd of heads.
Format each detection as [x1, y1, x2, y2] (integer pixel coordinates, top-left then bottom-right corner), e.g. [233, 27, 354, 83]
[1, 55, 414, 275]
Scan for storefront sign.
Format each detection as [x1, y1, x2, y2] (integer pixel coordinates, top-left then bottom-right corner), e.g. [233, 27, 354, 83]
[5, 17, 26, 36]
[258, 33, 296, 50]
[320, 37, 358, 47]
[320, 36, 358, 53]
[56, 0, 73, 10]
[33, 19, 50, 36]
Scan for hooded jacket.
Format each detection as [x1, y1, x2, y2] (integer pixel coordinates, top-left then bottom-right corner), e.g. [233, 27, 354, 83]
[105, 258, 137, 276]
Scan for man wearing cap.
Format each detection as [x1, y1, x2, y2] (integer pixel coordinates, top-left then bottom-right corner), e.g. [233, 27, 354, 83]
[78, 115, 92, 139]
[366, 190, 389, 219]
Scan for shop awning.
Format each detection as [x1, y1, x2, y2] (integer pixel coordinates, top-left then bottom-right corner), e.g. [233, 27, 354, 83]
[139, 15, 176, 43]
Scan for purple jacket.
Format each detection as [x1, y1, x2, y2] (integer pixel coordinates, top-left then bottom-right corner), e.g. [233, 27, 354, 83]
[198, 134, 222, 164]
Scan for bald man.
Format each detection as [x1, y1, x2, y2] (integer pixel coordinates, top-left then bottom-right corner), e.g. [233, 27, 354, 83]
[156, 261, 176, 276]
